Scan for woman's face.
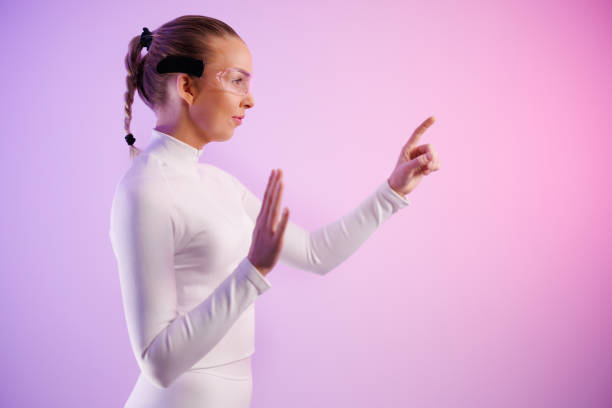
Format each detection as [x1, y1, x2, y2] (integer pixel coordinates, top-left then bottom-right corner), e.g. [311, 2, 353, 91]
[178, 35, 255, 144]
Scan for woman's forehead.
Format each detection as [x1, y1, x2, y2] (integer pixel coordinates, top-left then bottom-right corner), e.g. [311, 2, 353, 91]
[208, 36, 253, 75]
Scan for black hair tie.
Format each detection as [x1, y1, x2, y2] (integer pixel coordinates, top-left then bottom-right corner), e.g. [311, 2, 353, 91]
[140, 27, 153, 50]
[125, 133, 136, 146]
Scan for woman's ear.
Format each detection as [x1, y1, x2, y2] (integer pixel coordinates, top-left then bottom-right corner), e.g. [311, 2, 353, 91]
[175, 74, 197, 106]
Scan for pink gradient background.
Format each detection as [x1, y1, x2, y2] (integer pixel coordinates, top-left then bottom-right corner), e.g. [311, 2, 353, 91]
[1, 0, 611, 406]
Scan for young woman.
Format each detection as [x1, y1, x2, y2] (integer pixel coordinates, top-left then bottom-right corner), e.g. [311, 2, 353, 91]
[109, 14, 440, 408]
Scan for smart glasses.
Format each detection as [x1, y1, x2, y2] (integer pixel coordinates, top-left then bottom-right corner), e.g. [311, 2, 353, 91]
[156, 55, 252, 97]
[211, 67, 253, 97]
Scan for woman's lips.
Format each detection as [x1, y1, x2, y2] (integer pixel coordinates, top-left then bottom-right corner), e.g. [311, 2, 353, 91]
[232, 116, 243, 125]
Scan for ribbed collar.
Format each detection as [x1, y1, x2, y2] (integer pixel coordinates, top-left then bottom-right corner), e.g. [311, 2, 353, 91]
[144, 129, 204, 170]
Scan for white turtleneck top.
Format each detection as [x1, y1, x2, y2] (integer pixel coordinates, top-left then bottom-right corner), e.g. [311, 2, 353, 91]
[109, 129, 411, 389]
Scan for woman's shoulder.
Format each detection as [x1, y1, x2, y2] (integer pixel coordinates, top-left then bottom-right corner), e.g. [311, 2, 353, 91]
[113, 154, 171, 204]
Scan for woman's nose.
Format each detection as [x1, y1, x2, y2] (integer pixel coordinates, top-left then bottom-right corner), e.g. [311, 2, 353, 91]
[242, 93, 255, 109]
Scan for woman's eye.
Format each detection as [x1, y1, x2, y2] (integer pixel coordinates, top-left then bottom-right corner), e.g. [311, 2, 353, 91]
[232, 78, 243, 84]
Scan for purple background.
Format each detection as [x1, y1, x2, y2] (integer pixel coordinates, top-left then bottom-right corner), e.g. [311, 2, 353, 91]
[2, 0, 611, 406]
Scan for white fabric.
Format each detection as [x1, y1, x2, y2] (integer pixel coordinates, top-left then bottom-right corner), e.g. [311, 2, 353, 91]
[125, 357, 253, 408]
[109, 129, 411, 394]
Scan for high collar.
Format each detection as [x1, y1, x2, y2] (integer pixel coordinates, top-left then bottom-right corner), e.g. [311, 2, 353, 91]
[144, 129, 204, 169]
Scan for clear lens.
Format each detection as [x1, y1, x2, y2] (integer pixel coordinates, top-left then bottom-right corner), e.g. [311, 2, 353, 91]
[218, 68, 251, 96]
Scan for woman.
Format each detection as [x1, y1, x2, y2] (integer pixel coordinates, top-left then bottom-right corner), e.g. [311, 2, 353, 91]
[109, 15, 440, 408]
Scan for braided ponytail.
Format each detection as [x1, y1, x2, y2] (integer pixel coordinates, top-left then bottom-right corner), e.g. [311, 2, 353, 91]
[123, 28, 154, 159]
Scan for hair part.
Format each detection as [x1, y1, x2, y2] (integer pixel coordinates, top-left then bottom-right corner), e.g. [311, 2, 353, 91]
[123, 15, 242, 159]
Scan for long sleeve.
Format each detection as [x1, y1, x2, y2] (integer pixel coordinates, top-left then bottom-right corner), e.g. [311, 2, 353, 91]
[109, 178, 270, 389]
[227, 173, 412, 275]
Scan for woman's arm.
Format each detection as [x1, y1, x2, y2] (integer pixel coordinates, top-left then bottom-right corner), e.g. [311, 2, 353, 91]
[109, 177, 270, 389]
[227, 171, 412, 275]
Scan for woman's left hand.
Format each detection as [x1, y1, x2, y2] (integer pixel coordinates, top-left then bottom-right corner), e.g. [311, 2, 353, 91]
[387, 116, 441, 197]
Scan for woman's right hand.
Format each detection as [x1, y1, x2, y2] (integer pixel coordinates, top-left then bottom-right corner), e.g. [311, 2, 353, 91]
[247, 168, 290, 277]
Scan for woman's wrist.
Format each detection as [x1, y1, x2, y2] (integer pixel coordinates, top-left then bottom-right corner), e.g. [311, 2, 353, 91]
[247, 255, 270, 277]
[386, 177, 411, 199]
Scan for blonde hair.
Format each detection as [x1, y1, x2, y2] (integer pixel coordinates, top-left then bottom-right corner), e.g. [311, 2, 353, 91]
[123, 15, 242, 159]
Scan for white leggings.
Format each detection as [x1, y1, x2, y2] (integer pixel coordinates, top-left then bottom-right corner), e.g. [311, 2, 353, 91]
[124, 356, 253, 408]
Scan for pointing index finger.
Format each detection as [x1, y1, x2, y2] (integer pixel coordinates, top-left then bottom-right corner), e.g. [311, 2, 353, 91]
[407, 116, 435, 147]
